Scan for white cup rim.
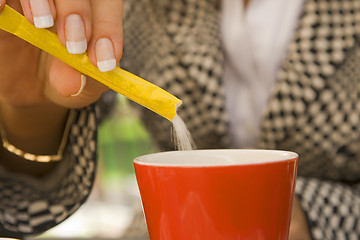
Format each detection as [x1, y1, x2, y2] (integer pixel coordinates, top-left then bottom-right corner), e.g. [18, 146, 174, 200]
[134, 149, 298, 167]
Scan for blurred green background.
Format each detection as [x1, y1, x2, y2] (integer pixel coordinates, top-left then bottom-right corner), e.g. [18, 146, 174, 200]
[98, 94, 155, 187]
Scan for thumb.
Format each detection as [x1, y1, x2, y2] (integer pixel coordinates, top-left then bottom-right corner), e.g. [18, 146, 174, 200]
[45, 58, 109, 109]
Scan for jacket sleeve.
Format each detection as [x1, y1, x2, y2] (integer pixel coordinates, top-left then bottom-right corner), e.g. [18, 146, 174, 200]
[296, 176, 360, 240]
[0, 91, 117, 238]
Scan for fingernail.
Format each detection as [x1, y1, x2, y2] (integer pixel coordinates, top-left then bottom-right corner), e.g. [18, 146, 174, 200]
[30, 0, 54, 28]
[96, 38, 117, 72]
[71, 74, 86, 97]
[65, 14, 87, 54]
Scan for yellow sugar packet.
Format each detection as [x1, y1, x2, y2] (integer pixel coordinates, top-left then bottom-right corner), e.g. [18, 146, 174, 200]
[0, 5, 181, 121]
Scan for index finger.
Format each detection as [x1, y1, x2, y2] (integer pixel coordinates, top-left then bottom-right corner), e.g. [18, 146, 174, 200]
[87, 0, 123, 72]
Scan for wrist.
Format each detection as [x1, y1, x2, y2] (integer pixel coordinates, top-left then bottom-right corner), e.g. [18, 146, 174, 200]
[0, 102, 69, 155]
[0, 102, 70, 176]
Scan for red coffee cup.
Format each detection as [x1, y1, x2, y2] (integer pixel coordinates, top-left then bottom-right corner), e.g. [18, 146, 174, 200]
[133, 149, 298, 240]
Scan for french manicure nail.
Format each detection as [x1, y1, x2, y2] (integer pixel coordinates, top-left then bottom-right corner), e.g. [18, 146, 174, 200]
[71, 74, 86, 97]
[30, 0, 54, 28]
[96, 38, 117, 72]
[65, 14, 87, 54]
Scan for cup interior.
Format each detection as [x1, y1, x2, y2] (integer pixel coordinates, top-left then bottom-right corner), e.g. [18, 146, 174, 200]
[134, 149, 298, 167]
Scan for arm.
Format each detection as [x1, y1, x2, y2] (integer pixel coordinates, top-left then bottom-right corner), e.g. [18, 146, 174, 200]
[0, 0, 123, 236]
[0, 103, 102, 237]
[0, 0, 123, 175]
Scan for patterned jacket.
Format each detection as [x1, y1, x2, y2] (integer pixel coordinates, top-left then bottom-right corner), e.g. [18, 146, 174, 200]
[121, 0, 360, 239]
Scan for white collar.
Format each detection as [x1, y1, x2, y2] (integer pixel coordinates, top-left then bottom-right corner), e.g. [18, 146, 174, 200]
[221, 0, 305, 148]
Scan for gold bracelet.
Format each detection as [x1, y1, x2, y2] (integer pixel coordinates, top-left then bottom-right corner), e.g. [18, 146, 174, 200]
[0, 110, 75, 163]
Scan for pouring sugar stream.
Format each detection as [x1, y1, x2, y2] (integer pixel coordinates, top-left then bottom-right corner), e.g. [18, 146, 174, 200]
[0, 4, 195, 151]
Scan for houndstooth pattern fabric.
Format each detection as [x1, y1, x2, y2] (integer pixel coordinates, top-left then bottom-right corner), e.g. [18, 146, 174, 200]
[259, 0, 360, 182]
[122, 0, 229, 150]
[0, 105, 98, 237]
[121, 0, 360, 239]
[297, 177, 360, 240]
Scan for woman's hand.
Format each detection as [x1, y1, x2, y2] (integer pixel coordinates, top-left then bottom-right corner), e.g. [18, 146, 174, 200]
[0, 0, 123, 176]
[0, 0, 123, 108]
[289, 195, 312, 240]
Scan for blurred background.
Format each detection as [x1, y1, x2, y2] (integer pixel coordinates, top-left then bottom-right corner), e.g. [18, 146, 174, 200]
[34, 94, 155, 239]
